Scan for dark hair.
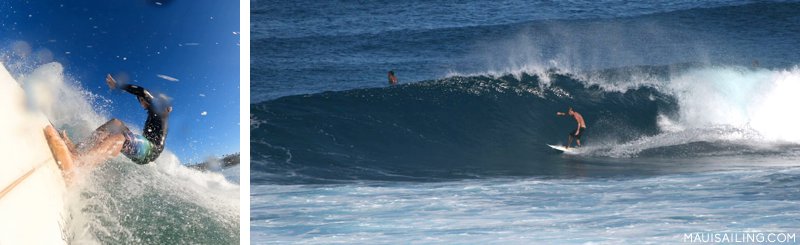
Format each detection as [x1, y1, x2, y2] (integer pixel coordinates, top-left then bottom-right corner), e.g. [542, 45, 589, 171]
[388, 70, 395, 76]
[568, 107, 573, 111]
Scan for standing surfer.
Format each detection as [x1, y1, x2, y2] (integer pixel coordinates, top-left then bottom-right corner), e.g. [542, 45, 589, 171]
[556, 107, 586, 149]
[53, 74, 172, 168]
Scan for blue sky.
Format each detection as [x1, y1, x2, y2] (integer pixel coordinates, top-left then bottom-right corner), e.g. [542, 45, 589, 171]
[1, 0, 240, 164]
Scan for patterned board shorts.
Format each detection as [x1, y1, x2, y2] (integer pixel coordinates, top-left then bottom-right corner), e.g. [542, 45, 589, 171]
[122, 130, 156, 164]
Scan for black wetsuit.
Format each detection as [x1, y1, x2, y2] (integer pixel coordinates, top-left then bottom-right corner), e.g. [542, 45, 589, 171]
[119, 84, 170, 164]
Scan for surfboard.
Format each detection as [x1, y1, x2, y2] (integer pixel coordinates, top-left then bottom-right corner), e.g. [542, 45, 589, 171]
[0, 63, 70, 244]
[548, 144, 577, 154]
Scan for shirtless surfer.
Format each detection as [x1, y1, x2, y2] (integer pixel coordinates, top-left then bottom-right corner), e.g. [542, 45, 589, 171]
[556, 107, 586, 149]
[46, 74, 172, 168]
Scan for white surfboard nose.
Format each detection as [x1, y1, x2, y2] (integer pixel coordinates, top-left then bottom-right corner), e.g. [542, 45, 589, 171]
[0, 63, 69, 245]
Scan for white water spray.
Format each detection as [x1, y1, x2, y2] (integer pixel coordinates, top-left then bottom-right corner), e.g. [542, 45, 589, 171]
[16, 61, 239, 243]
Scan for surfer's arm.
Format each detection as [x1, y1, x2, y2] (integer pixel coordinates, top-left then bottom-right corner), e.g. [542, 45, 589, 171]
[105, 74, 118, 89]
[107, 74, 151, 102]
[118, 82, 157, 113]
[119, 84, 153, 102]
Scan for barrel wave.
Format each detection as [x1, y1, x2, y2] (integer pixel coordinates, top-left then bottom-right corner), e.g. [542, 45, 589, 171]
[252, 66, 681, 183]
[252, 64, 800, 183]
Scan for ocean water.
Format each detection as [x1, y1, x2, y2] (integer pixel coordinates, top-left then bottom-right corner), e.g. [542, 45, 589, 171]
[252, 1, 800, 243]
[6, 60, 240, 244]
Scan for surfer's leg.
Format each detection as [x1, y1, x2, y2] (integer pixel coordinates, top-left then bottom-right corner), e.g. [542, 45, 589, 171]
[77, 119, 126, 153]
[566, 135, 573, 149]
[78, 134, 125, 168]
[75, 119, 129, 168]
[576, 139, 581, 147]
[566, 129, 577, 148]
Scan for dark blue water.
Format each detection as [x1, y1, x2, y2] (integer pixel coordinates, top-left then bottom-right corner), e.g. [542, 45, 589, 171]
[252, 1, 800, 243]
[253, 0, 800, 182]
[252, 0, 800, 102]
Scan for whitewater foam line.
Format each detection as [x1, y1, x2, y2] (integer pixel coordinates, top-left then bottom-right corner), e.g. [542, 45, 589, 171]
[664, 66, 800, 143]
[579, 65, 800, 156]
[582, 65, 800, 152]
[595, 126, 763, 158]
[452, 63, 800, 144]
[252, 167, 800, 244]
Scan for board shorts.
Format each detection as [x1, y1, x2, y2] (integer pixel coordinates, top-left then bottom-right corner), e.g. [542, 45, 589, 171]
[121, 129, 156, 165]
[569, 127, 586, 139]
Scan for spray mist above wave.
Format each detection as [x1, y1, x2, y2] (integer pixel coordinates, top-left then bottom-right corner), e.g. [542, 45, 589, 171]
[664, 66, 800, 143]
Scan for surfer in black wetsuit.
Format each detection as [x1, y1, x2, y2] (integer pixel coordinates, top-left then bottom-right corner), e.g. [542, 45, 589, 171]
[61, 74, 172, 167]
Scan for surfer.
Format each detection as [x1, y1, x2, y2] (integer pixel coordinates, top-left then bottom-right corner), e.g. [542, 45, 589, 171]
[59, 74, 172, 167]
[556, 107, 586, 149]
[388, 70, 398, 85]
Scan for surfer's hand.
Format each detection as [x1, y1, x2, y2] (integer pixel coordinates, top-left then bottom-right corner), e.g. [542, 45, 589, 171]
[105, 74, 117, 89]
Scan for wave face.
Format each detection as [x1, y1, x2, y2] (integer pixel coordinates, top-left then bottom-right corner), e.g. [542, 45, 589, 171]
[253, 67, 677, 183]
[252, 64, 800, 184]
[252, 1, 800, 184]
